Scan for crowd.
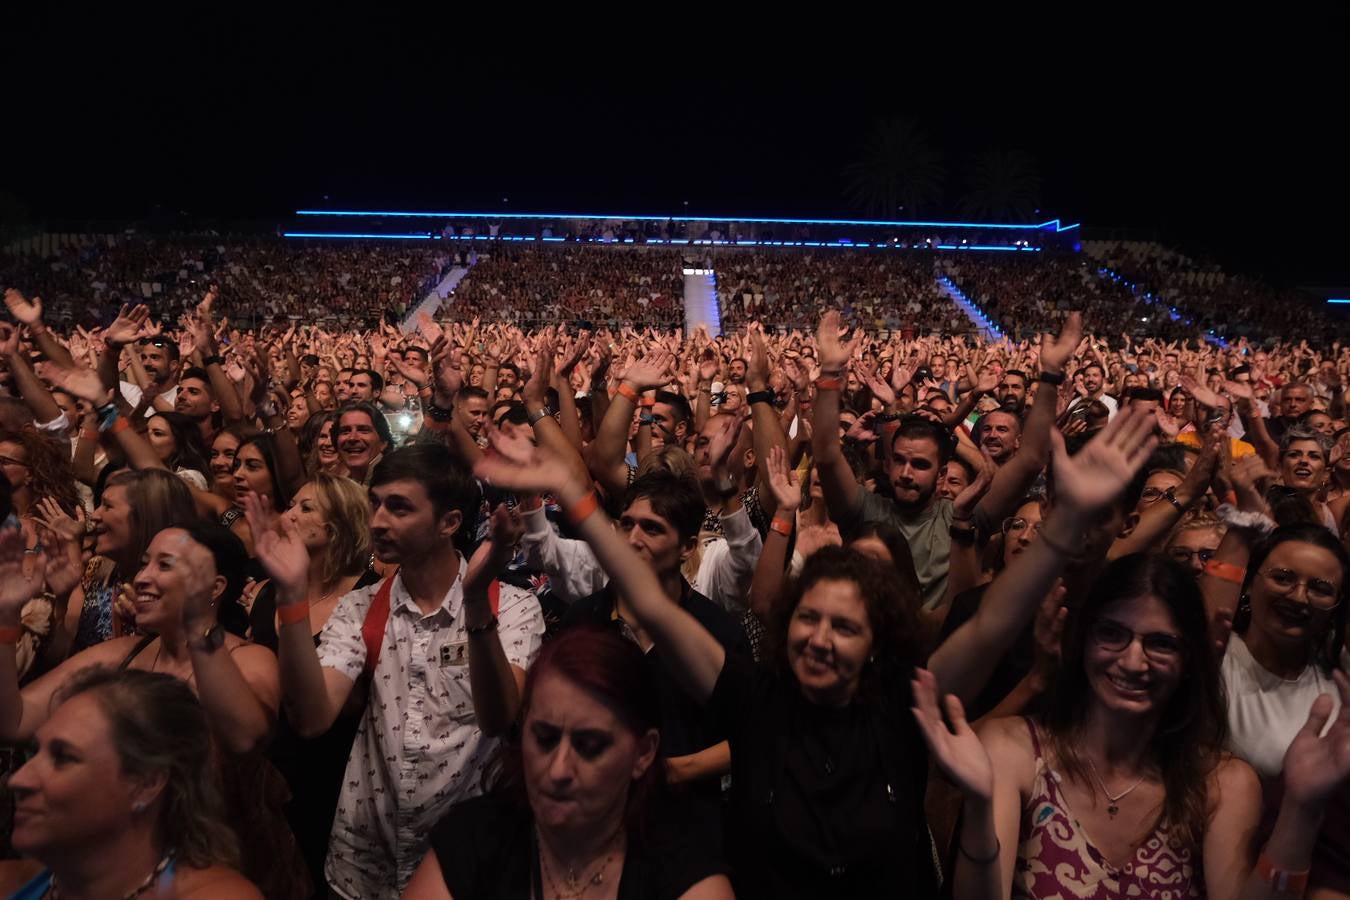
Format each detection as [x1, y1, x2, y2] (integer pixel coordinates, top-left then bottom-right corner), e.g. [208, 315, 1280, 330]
[448, 246, 686, 329]
[0, 239, 449, 330]
[0, 246, 1346, 899]
[714, 250, 962, 334]
[1085, 240, 1340, 346]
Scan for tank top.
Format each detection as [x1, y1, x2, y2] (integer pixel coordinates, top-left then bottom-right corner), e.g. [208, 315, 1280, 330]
[1013, 718, 1201, 899]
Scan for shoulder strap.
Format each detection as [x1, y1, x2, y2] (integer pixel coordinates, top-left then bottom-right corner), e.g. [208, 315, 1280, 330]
[361, 574, 397, 677]
[361, 575, 501, 677]
[118, 634, 158, 671]
[1024, 716, 1043, 758]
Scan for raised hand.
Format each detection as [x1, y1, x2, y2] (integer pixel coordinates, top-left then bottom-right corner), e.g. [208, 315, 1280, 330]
[620, 349, 675, 392]
[105, 304, 150, 347]
[764, 445, 802, 513]
[816, 311, 862, 373]
[1282, 671, 1350, 811]
[243, 493, 309, 600]
[1050, 404, 1158, 516]
[1039, 311, 1083, 374]
[32, 498, 85, 547]
[910, 668, 993, 802]
[474, 427, 580, 497]
[522, 339, 555, 408]
[745, 325, 770, 392]
[39, 362, 110, 405]
[429, 335, 464, 403]
[705, 414, 744, 470]
[0, 528, 44, 621]
[952, 448, 996, 518]
[844, 409, 881, 444]
[1179, 372, 1223, 410]
[3, 289, 43, 326]
[855, 361, 895, 407]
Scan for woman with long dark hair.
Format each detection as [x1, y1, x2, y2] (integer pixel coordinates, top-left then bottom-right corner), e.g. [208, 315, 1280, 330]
[471, 405, 1161, 899]
[914, 549, 1350, 898]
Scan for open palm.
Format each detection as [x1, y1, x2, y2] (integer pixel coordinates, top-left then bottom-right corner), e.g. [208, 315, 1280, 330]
[911, 668, 993, 802]
[1050, 404, 1157, 515]
[1283, 671, 1350, 809]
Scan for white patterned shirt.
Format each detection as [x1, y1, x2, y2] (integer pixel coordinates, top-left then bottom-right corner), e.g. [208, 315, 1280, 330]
[316, 560, 544, 899]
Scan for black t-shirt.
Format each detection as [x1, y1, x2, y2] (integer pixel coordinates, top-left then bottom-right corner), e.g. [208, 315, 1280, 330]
[707, 653, 937, 899]
[939, 583, 1038, 721]
[429, 792, 728, 900]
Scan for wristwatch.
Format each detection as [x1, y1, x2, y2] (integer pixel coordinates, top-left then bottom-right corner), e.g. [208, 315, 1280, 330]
[190, 622, 225, 654]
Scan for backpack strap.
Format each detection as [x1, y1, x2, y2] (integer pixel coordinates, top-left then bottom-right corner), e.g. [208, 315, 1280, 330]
[361, 574, 501, 677]
[361, 574, 397, 678]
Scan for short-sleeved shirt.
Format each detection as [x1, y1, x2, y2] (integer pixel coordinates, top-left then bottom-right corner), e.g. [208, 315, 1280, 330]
[317, 562, 545, 899]
[839, 491, 959, 611]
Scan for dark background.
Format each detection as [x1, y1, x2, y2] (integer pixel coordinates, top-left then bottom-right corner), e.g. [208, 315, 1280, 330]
[7, 13, 1347, 287]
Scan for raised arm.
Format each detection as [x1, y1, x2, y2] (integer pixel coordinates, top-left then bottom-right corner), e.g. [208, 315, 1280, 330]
[748, 446, 799, 622]
[3, 290, 74, 369]
[463, 504, 528, 738]
[0, 324, 63, 427]
[928, 405, 1158, 704]
[245, 495, 358, 739]
[590, 350, 674, 500]
[811, 311, 865, 525]
[475, 430, 725, 703]
[744, 326, 789, 516]
[975, 312, 1082, 522]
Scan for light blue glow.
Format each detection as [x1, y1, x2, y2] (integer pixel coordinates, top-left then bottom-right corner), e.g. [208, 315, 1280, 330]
[1328, 299, 1350, 305]
[295, 209, 1079, 231]
[282, 232, 434, 240]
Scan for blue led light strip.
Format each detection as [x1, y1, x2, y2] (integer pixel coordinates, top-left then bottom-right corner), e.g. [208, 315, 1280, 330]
[1328, 299, 1350, 305]
[295, 209, 1080, 232]
[282, 232, 435, 240]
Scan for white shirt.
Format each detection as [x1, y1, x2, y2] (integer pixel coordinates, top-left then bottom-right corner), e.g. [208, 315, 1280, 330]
[521, 504, 762, 612]
[317, 562, 544, 898]
[1221, 633, 1343, 778]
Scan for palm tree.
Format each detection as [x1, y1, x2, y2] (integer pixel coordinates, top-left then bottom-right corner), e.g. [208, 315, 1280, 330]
[842, 117, 945, 218]
[958, 149, 1043, 222]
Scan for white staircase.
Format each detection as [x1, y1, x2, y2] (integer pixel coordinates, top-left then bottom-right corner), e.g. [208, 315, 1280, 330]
[682, 267, 721, 337]
[401, 266, 468, 332]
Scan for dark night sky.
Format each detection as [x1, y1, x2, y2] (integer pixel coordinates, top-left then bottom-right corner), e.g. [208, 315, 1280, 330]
[9, 13, 1348, 288]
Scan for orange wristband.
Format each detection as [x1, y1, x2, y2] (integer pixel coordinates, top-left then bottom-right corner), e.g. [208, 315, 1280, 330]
[640, 397, 656, 409]
[1255, 852, 1309, 895]
[770, 515, 794, 537]
[815, 376, 844, 391]
[106, 417, 131, 436]
[1203, 560, 1247, 584]
[616, 383, 640, 404]
[0, 626, 22, 646]
[277, 601, 311, 627]
[565, 491, 600, 526]
[1224, 490, 1238, 506]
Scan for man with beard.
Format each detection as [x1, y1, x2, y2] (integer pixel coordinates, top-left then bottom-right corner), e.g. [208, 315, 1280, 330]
[812, 311, 1079, 610]
[131, 336, 182, 414]
[972, 409, 1022, 467]
[335, 401, 393, 485]
[173, 367, 220, 444]
[258, 442, 544, 898]
[996, 369, 1029, 416]
[1066, 361, 1119, 419]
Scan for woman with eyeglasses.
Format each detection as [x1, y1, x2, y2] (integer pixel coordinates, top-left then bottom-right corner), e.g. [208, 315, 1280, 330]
[915, 550, 1350, 899]
[1204, 522, 1350, 895]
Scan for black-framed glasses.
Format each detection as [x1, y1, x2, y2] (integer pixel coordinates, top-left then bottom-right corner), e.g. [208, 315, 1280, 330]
[1167, 547, 1217, 565]
[1259, 567, 1341, 608]
[1090, 619, 1183, 662]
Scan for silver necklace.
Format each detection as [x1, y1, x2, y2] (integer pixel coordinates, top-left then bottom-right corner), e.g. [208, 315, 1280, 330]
[1084, 757, 1146, 818]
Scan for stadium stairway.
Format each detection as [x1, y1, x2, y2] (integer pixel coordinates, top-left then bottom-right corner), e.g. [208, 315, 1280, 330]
[682, 266, 721, 337]
[401, 266, 469, 332]
[935, 275, 1003, 340]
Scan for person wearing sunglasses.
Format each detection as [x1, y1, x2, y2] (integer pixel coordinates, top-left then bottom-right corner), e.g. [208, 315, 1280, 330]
[1204, 521, 1350, 893]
